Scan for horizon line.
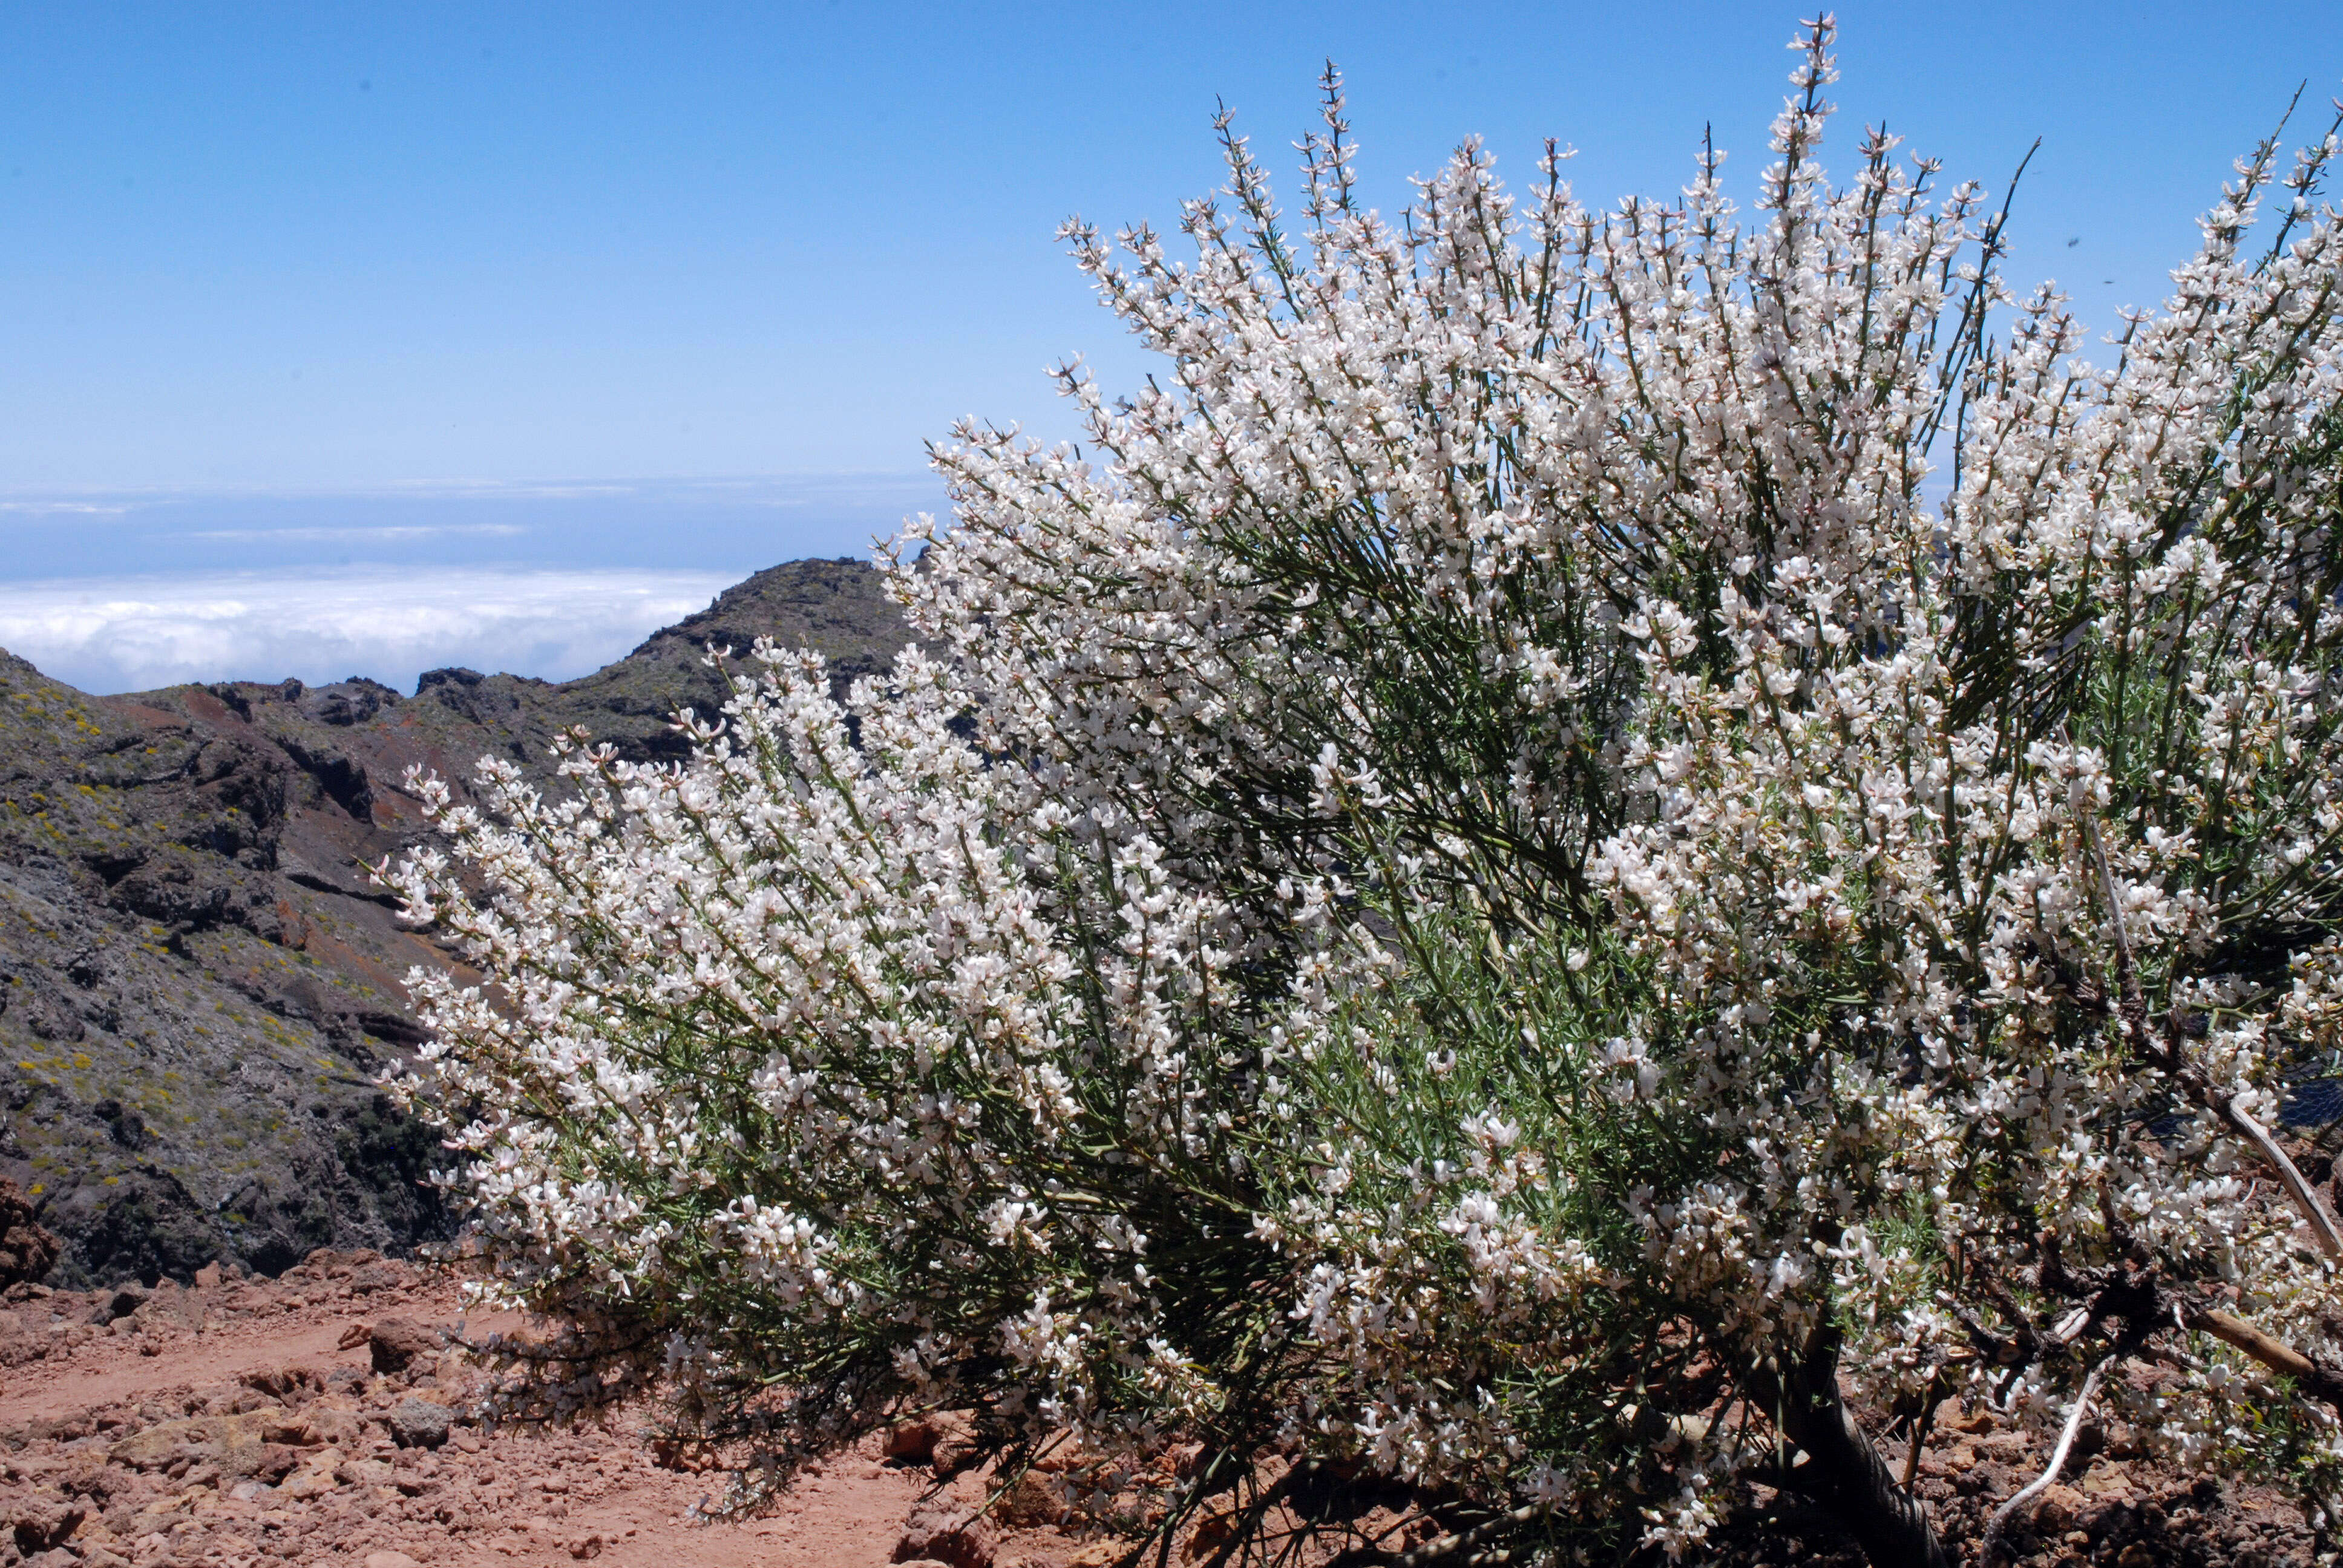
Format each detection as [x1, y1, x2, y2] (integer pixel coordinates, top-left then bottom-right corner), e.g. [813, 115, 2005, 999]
[0, 468, 947, 508]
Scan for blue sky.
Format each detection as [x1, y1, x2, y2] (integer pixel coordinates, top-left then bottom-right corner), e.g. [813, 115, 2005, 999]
[4, 2, 2341, 690]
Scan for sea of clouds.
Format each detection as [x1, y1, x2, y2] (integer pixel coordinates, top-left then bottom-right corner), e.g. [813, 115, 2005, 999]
[0, 566, 741, 695]
[0, 472, 942, 694]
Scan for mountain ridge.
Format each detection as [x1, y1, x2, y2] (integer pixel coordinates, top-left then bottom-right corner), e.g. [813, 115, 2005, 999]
[0, 557, 911, 1287]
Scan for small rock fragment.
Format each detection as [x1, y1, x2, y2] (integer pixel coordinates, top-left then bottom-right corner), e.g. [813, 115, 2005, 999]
[337, 1458, 398, 1488]
[304, 1405, 369, 1449]
[2033, 1483, 2086, 1534]
[364, 1553, 422, 1568]
[277, 1467, 341, 1501]
[350, 1261, 406, 1294]
[12, 1504, 87, 1555]
[387, 1399, 452, 1450]
[884, 1417, 943, 1463]
[260, 1412, 313, 1445]
[894, 1498, 995, 1568]
[370, 1317, 439, 1373]
[242, 1364, 313, 1399]
[992, 1469, 1066, 1529]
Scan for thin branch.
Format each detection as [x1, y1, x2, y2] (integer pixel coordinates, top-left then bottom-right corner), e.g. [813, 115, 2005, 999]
[1394, 1501, 1547, 1566]
[1898, 1392, 1942, 1493]
[2219, 1096, 2343, 1258]
[2191, 1307, 2343, 1408]
[1978, 1357, 2109, 1568]
[2084, 815, 2343, 1255]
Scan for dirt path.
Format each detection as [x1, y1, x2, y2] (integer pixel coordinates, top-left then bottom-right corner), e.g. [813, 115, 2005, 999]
[1, 1254, 1089, 1568]
[15, 1251, 2323, 1567]
[6, 1318, 397, 1430]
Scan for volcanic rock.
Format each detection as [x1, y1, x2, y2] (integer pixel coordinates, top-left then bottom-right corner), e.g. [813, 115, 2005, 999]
[993, 1468, 1067, 1527]
[0, 559, 909, 1286]
[385, 1397, 451, 1450]
[368, 1315, 439, 1373]
[884, 1416, 945, 1463]
[10, 1503, 84, 1555]
[0, 1178, 59, 1287]
[894, 1498, 995, 1568]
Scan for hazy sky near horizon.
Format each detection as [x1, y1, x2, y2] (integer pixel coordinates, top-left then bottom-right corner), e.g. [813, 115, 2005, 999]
[5, 2, 2343, 690]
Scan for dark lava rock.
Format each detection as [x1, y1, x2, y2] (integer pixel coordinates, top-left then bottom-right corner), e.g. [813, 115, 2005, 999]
[0, 560, 906, 1287]
[300, 678, 399, 728]
[555, 557, 917, 762]
[0, 1179, 59, 1287]
[384, 1398, 451, 1449]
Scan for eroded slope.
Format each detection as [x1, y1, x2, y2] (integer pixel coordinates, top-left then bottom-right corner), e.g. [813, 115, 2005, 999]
[0, 558, 909, 1286]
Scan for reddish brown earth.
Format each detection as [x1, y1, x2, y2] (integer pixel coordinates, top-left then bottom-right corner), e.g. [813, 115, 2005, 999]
[2, 1249, 2332, 1568]
[0, 1253, 1104, 1568]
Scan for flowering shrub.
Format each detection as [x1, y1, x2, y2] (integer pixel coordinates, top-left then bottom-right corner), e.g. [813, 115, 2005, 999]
[392, 21, 2343, 1566]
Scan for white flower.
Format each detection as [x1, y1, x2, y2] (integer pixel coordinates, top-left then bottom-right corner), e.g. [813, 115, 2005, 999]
[390, 20, 2343, 1560]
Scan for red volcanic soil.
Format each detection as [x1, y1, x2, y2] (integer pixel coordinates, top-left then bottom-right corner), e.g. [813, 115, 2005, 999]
[0, 1253, 1104, 1568]
[2, 1249, 2331, 1568]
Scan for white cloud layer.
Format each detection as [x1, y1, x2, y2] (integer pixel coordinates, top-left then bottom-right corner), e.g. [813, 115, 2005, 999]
[0, 567, 741, 696]
[181, 523, 529, 543]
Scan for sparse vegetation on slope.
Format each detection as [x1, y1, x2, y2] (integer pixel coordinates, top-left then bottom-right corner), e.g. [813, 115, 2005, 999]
[0, 558, 909, 1288]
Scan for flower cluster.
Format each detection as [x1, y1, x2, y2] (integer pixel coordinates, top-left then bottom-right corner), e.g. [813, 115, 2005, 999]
[388, 647, 1348, 1483]
[396, 21, 2343, 1566]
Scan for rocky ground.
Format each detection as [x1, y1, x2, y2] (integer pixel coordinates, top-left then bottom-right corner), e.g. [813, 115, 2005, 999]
[1711, 1426, 2324, 1568]
[0, 558, 913, 1286]
[0, 1247, 2333, 1568]
[0, 1250, 1110, 1568]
